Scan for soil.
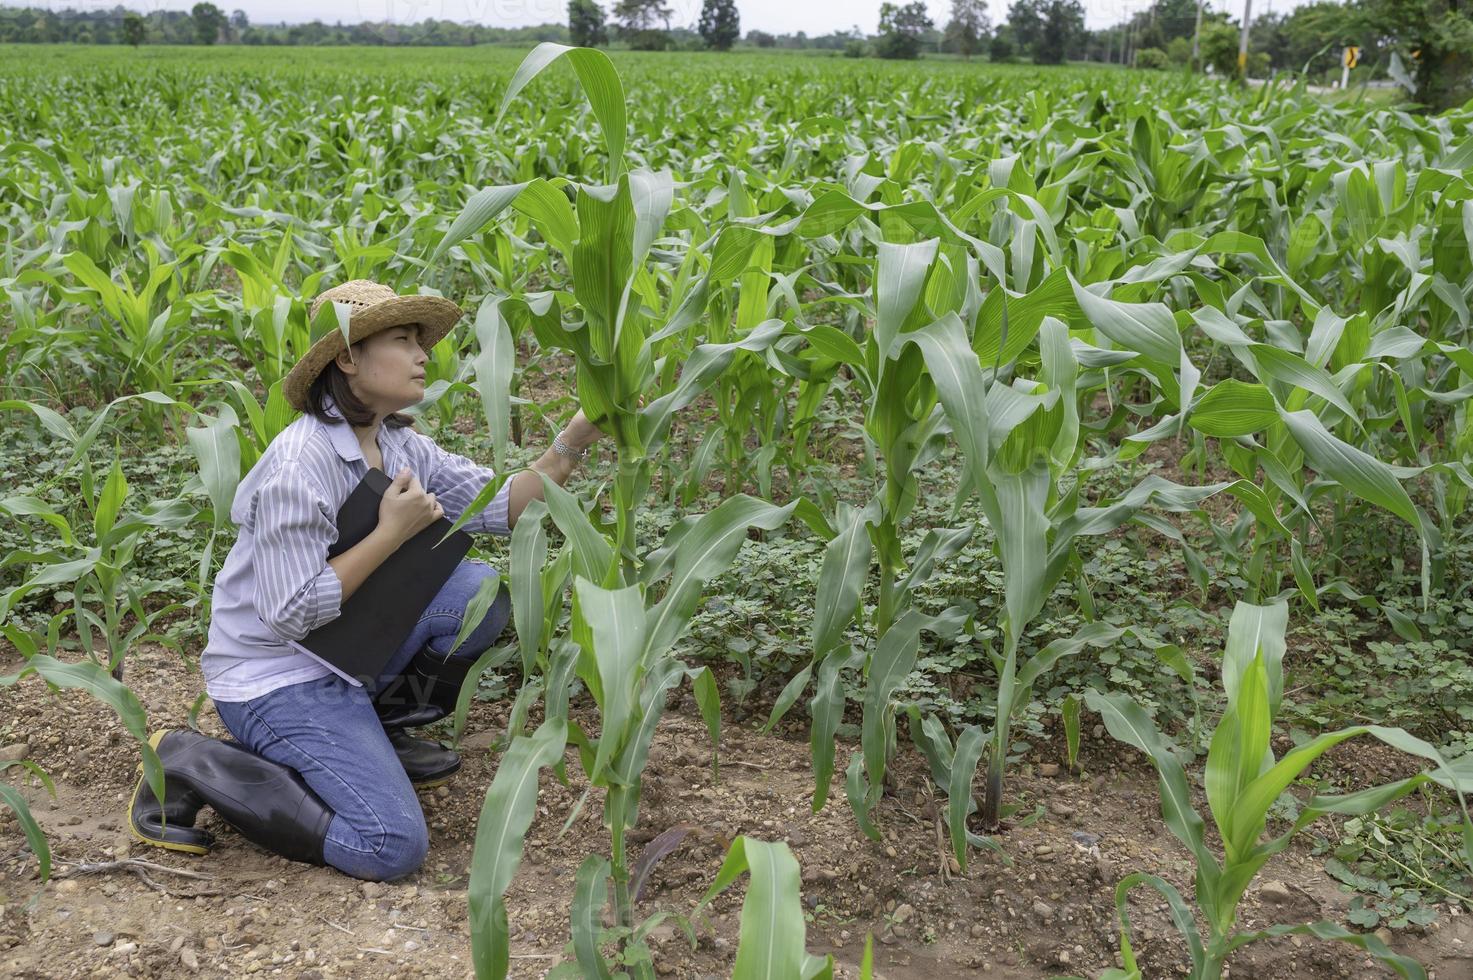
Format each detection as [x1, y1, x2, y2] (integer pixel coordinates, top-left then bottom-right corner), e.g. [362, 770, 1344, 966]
[2, 642, 1472, 980]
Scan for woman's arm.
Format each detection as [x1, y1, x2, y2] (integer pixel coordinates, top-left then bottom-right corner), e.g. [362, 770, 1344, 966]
[505, 412, 604, 528]
[326, 526, 402, 603]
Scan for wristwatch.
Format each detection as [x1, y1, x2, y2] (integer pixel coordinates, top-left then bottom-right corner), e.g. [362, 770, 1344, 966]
[552, 432, 589, 462]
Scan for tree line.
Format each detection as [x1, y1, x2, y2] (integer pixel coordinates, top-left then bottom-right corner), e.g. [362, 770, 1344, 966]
[3, 0, 1465, 109]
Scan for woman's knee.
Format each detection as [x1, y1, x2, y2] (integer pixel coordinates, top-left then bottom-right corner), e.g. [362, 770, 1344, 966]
[339, 821, 429, 882]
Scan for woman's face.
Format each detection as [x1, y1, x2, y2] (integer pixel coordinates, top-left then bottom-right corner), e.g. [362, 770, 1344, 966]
[336, 323, 428, 418]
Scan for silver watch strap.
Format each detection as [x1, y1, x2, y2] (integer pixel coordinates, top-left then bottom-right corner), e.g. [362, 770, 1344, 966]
[552, 433, 588, 461]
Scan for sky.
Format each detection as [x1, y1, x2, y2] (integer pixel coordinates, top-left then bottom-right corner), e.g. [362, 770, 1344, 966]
[25, 0, 1325, 33]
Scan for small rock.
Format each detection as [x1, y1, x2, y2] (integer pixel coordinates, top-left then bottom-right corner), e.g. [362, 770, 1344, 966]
[1050, 801, 1076, 819]
[180, 947, 199, 970]
[111, 942, 137, 957]
[360, 881, 387, 900]
[1032, 899, 1055, 921]
[56, 880, 79, 894]
[1374, 927, 1394, 947]
[971, 923, 987, 938]
[1039, 763, 1060, 777]
[1258, 880, 1292, 905]
[93, 931, 115, 947]
[893, 903, 915, 924]
[884, 845, 897, 859]
[0, 743, 28, 763]
[1059, 949, 1072, 965]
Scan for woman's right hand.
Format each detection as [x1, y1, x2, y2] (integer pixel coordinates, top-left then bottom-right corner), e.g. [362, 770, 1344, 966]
[377, 467, 444, 545]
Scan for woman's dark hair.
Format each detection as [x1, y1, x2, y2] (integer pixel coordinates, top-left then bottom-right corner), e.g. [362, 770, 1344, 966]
[307, 346, 415, 430]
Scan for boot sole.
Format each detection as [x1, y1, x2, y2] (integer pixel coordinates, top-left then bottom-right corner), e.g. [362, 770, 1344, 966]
[128, 731, 212, 856]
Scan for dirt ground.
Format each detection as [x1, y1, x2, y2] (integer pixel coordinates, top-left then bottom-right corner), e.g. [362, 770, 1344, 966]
[2, 641, 1471, 980]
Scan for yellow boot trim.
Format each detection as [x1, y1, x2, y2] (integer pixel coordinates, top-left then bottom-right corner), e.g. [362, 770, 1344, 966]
[126, 731, 210, 856]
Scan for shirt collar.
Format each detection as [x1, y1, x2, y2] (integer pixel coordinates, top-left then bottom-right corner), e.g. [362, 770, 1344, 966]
[318, 393, 408, 464]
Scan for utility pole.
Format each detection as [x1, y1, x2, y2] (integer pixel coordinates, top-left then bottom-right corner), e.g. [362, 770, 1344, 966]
[1191, 0, 1203, 69]
[1237, 0, 1253, 78]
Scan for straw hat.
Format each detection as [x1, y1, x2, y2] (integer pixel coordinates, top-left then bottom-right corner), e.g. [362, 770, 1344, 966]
[283, 280, 463, 413]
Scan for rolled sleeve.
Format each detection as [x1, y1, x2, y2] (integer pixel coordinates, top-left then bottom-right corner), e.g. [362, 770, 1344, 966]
[251, 467, 344, 641]
[412, 434, 512, 536]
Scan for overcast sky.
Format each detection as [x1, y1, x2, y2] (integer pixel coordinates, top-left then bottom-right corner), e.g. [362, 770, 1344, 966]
[26, 0, 1321, 33]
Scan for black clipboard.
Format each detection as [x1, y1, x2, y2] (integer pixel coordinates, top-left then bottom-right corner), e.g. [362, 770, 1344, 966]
[297, 468, 472, 686]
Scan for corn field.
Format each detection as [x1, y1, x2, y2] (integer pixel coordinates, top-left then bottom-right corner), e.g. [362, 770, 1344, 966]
[2, 43, 1473, 980]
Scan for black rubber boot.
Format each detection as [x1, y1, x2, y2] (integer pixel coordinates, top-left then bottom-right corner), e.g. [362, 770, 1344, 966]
[127, 730, 334, 866]
[372, 647, 472, 786]
[127, 732, 213, 855]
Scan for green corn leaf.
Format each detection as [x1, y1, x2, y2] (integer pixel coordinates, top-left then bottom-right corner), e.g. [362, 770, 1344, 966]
[1279, 408, 1420, 529]
[1085, 689, 1217, 877]
[697, 837, 827, 980]
[1062, 695, 1081, 771]
[0, 781, 51, 881]
[510, 498, 548, 678]
[22, 656, 164, 858]
[574, 578, 647, 782]
[1111, 873, 1206, 975]
[537, 473, 614, 585]
[811, 504, 873, 657]
[949, 725, 986, 868]
[473, 296, 517, 475]
[809, 645, 863, 812]
[430, 182, 530, 264]
[1070, 276, 1182, 365]
[860, 610, 926, 802]
[1014, 623, 1127, 691]
[900, 312, 993, 506]
[643, 495, 797, 659]
[1244, 344, 1362, 429]
[874, 239, 939, 366]
[1221, 601, 1289, 716]
[761, 663, 813, 734]
[1226, 921, 1425, 979]
[571, 855, 614, 980]
[1188, 379, 1278, 437]
[691, 665, 721, 778]
[468, 719, 567, 980]
[495, 43, 626, 177]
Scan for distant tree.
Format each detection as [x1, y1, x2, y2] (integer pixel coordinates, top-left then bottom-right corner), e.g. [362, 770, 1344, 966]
[697, 0, 739, 50]
[1198, 19, 1240, 75]
[1165, 35, 1192, 65]
[1356, 0, 1472, 110]
[190, 2, 224, 44]
[568, 0, 607, 47]
[875, 1, 933, 59]
[747, 28, 776, 47]
[944, 0, 990, 58]
[1007, 0, 1083, 64]
[614, 0, 671, 50]
[989, 26, 1017, 61]
[122, 10, 144, 47]
[1135, 46, 1169, 68]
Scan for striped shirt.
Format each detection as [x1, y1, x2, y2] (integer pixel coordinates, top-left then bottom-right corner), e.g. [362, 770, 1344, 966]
[201, 397, 512, 702]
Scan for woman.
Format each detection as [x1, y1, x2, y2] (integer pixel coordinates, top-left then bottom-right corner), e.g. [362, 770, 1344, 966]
[126, 279, 603, 881]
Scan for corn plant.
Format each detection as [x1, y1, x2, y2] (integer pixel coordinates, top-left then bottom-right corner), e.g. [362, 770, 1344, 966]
[446, 45, 814, 978]
[1, 456, 198, 678]
[1085, 601, 1473, 980]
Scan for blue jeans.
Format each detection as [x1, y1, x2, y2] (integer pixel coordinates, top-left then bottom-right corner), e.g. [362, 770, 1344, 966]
[214, 559, 511, 881]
